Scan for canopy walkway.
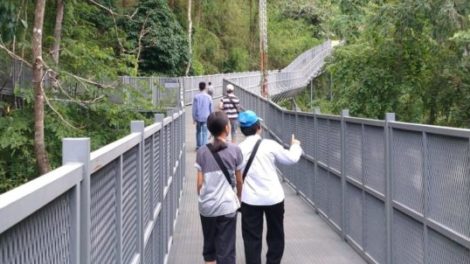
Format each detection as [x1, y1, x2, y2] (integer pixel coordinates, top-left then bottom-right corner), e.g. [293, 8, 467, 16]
[1, 41, 469, 264]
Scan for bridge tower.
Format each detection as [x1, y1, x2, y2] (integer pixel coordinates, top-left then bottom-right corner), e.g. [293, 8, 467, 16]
[259, 0, 268, 97]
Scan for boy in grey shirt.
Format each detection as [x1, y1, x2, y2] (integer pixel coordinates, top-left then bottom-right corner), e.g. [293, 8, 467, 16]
[195, 111, 243, 264]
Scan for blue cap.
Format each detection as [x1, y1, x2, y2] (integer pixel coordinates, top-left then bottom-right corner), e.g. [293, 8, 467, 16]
[238, 110, 262, 128]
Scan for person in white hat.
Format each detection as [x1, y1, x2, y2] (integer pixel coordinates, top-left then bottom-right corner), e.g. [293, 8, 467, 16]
[238, 110, 302, 264]
[219, 84, 240, 143]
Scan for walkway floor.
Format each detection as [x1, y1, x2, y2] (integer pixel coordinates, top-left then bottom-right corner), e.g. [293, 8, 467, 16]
[167, 107, 365, 264]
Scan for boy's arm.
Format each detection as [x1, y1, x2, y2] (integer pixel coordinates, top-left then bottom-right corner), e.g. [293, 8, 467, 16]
[235, 170, 243, 199]
[197, 171, 203, 195]
[192, 97, 197, 122]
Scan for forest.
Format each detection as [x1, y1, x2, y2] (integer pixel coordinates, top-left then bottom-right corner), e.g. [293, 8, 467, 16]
[0, 0, 469, 192]
[0, 0, 322, 192]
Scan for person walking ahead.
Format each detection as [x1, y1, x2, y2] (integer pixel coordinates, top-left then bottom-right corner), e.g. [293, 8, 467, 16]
[219, 84, 240, 143]
[192, 82, 213, 150]
[196, 111, 243, 264]
[238, 110, 302, 264]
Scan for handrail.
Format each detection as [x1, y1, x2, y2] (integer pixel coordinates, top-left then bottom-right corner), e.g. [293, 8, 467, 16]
[0, 163, 83, 233]
[0, 107, 186, 264]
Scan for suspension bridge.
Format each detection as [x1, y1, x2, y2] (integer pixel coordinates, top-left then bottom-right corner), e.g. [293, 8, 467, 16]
[1, 40, 469, 264]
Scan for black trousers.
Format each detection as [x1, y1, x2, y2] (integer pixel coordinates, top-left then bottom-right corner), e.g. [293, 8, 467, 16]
[241, 201, 285, 264]
[200, 213, 237, 264]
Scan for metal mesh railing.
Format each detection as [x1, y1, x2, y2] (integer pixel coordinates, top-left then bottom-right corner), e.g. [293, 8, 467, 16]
[0, 109, 186, 264]
[226, 41, 332, 100]
[233, 81, 470, 264]
[180, 71, 260, 105]
[180, 40, 333, 105]
[120, 76, 183, 109]
[0, 58, 32, 96]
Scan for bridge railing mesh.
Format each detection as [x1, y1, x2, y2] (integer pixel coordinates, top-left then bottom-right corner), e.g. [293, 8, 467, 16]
[233, 81, 470, 264]
[0, 110, 185, 264]
[181, 41, 333, 105]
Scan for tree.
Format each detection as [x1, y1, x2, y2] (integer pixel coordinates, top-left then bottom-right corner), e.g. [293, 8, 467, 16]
[185, 0, 192, 76]
[51, 0, 64, 65]
[125, 0, 189, 76]
[32, 0, 50, 174]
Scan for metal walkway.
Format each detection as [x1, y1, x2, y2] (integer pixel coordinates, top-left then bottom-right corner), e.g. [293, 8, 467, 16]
[167, 107, 365, 264]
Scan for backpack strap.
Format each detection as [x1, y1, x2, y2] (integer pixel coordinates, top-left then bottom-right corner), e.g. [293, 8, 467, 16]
[243, 139, 262, 180]
[207, 143, 232, 186]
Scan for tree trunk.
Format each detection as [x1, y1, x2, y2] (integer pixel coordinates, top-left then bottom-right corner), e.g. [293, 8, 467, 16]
[195, 0, 202, 27]
[32, 0, 51, 175]
[122, 0, 130, 8]
[52, 0, 64, 65]
[169, 0, 175, 9]
[185, 0, 192, 76]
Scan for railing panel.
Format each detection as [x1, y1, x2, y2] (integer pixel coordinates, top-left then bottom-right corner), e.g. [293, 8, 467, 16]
[90, 159, 119, 263]
[363, 125, 386, 195]
[299, 115, 315, 159]
[428, 229, 469, 264]
[143, 138, 153, 230]
[152, 131, 162, 209]
[328, 174, 342, 229]
[427, 134, 470, 237]
[298, 158, 315, 202]
[392, 210, 424, 264]
[122, 146, 139, 264]
[317, 118, 329, 165]
[365, 194, 386, 263]
[0, 192, 73, 264]
[144, 228, 153, 264]
[346, 183, 363, 247]
[329, 120, 342, 172]
[345, 122, 363, 182]
[315, 167, 329, 215]
[391, 129, 424, 214]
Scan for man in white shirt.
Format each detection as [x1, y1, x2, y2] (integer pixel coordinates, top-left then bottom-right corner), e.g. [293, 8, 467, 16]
[238, 110, 302, 264]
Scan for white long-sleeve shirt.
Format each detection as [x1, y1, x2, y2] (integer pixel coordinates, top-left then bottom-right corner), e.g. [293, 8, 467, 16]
[238, 134, 302, 205]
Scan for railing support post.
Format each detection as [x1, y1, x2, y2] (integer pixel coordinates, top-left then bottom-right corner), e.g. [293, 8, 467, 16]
[63, 138, 90, 264]
[131, 120, 145, 263]
[385, 112, 395, 264]
[313, 107, 321, 213]
[340, 109, 349, 240]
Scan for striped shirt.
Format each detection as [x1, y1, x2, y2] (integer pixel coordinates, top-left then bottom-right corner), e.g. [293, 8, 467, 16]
[220, 94, 240, 119]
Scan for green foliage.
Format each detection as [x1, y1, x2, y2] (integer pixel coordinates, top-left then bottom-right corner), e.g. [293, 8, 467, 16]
[58, 1, 135, 77]
[269, 15, 321, 68]
[126, 0, 189, 76]
[173, 0, 321, 74]
[0, 0, 329, 192]
[0, 2, 17, 43]
[0, 84, 155, 193]
[309, 0, 470, 127]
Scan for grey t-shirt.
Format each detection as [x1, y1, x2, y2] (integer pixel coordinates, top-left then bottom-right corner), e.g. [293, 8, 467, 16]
[195, 143, 243, 217]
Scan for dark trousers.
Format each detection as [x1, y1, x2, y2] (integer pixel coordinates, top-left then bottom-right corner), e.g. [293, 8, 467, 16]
[241, 201, 285, 264]
[200, 213, 237, 264]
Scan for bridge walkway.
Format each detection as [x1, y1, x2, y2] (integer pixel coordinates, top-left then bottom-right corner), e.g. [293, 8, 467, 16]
[167, 106, 365, 264]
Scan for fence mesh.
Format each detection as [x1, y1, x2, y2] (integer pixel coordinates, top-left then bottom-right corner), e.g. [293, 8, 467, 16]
[235, 76, 470, 264]
[0, 193, 72, 264]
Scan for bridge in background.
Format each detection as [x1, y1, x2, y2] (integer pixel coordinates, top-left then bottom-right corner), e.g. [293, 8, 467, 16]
[1, 41, 469, 264]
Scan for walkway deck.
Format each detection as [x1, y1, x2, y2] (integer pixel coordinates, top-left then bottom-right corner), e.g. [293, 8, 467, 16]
[167, 107, 365, 264]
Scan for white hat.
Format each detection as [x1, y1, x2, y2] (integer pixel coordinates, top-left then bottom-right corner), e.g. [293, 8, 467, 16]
[226, 84, 234, 91]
